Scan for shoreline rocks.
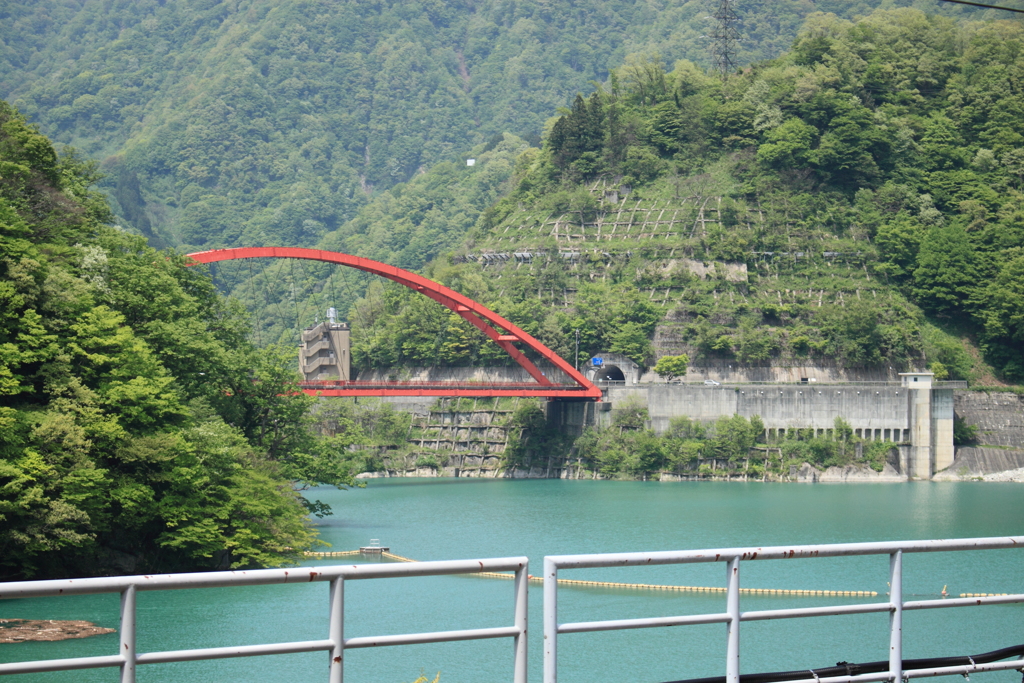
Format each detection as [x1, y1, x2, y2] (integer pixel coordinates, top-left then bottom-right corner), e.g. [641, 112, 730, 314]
[0, 619, 115, 643]
[794, 462, 906, 483]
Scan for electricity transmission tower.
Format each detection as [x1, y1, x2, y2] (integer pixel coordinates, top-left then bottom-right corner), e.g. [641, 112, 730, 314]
[710, 0, 739, 76]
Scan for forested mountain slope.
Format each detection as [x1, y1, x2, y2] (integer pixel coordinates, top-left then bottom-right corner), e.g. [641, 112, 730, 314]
[347, 9, 1024, 382]
[0, 0, 991, 261]
[0, 102, 373, 580]
[212, 132, 530, 347]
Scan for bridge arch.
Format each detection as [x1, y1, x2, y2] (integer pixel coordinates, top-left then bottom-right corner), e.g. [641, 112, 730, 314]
[187, 247, 601, 399]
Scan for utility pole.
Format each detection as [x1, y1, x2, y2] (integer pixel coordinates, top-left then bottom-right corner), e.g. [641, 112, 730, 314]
[710, 0, 739, 77]
[574, 329, 581, 371]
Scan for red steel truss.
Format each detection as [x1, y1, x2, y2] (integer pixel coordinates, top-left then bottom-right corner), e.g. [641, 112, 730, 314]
[186, 247, 602, 400]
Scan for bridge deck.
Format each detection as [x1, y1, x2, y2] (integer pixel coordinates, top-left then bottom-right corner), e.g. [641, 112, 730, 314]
[298, 380, 597, 399]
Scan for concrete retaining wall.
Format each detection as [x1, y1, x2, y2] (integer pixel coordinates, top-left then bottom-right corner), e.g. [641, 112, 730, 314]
[942, 447, 1024, 476]
[954, 392, 1024, 448]
[354, 363, 572, 384]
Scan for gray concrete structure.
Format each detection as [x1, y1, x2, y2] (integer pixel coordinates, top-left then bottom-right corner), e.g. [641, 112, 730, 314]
[902, 372, 934, 479]
[584, 352, 641, 385]
[599, 384, 911, 441]
[299, 321, 351, 381]
[548, 371, 957, 479]
[932, 387, 955, 473]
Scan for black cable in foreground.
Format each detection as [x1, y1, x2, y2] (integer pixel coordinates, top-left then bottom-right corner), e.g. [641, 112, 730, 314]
[662, 642, 1024, 683]
[939, 0, 1024, 14]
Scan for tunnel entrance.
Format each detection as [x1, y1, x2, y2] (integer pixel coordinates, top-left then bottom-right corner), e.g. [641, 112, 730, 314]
[593, 365, 626, 382]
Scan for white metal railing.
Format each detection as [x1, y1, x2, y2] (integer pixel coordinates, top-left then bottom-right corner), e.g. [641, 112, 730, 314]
[543, 537, 1024, 683]
[0, 557, 529, 683]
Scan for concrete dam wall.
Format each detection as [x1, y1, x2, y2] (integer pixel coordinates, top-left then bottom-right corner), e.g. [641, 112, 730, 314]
[606, 384, 912, 436]
[356, 373, 1023, 481]
[548, 373, 958, 479]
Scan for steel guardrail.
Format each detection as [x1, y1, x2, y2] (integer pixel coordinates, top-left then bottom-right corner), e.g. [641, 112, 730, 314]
[543, 537, 1024, 683]
[0, 557, 530, 683]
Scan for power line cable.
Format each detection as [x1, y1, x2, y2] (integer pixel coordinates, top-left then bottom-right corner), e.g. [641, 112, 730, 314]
[662, 642, 1024, 683]
[288, 259, 306, 342]
[939, 0, 1024, 12]
[296, 257, 324, 324]
[246, 259, 263, 347]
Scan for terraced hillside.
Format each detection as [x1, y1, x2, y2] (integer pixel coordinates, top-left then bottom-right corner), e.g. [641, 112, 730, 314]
[446, 177, 932, 380]
[345, 9, 1024, 384]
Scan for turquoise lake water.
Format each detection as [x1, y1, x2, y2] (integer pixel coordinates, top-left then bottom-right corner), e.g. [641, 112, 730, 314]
[2, 480, 1022, 683]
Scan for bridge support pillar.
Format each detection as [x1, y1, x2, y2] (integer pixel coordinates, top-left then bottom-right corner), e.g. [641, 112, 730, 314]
[545, 400, 599, 438]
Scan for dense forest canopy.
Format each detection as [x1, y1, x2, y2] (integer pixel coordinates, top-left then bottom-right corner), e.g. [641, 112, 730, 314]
[0, 101, 389, 580]
[0, 0, 997, 261]
[344, 8, 1024, 382]
[207, 132, 532, 349]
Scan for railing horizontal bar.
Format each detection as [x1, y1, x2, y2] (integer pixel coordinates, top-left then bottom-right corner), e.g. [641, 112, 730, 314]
[0, 655, 124, 675]
[134, 639, 334, 665]
[342, 558, 528, 580]
[0, 557, 529, 599]
[345, 626, 520, 648]
[559, 612, 731, 634]
[778, 658, 1024, 683]
[547, 537, 1024, 569]
[904, 594, 1024, 610]
[740, 602, 892, 622]
[906, 659, 1024, 678]
[768, 672, 895, 683]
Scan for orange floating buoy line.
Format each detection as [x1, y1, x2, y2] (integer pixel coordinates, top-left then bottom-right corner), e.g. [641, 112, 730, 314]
[303, 550, 878, 597]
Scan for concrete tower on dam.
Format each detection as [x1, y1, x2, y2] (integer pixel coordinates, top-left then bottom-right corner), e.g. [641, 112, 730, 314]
[299, 309, 351, 382]
[550, 371, 957, 480]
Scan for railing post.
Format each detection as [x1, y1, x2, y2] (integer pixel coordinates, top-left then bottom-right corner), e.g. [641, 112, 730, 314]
[329, 578, 344, 683]
[513, 562, 528, 683]
[544, 557, 558, 683]
[726, 557, 740, 683]
[889, 551, 903, 683]
[119, 584, 137, 683]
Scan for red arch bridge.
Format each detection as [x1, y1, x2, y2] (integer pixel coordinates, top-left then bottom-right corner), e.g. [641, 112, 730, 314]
[187, 247, 601, 400]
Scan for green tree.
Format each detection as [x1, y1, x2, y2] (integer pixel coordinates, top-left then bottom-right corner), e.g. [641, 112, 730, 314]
[757, 118, 817, 169]
[979, 251, 1024, 378]
[874, 214, 924, 279]
[653, 354, 690, 381]
[913, 223, 977, 314]
[609, 322, 654, 366]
